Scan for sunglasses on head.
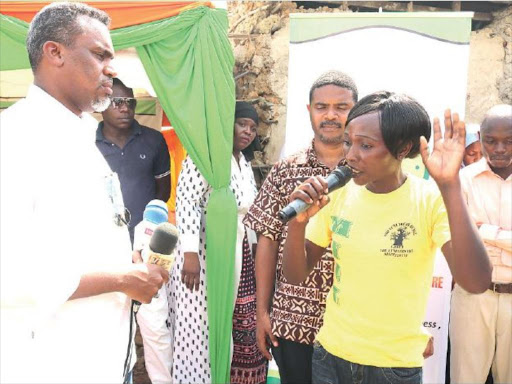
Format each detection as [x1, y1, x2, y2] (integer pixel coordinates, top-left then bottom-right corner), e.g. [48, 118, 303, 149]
[111, 97, 137, 110]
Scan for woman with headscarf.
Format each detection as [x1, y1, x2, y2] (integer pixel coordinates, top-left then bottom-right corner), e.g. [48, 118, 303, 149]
[168, 102, 267, 384]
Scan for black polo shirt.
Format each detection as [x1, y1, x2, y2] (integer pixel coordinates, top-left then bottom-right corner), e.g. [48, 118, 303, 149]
[96, 120, 170, 241]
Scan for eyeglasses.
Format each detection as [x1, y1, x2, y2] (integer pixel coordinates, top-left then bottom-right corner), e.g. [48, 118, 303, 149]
[111, 97, 137, 110]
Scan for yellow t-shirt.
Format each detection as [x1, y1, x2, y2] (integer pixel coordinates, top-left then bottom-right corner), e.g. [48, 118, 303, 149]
[306, 175, 450, 367]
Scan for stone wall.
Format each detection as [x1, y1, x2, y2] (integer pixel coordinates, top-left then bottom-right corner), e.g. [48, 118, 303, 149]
[466, 6, 512, 123]
[229, 2, 512, 164]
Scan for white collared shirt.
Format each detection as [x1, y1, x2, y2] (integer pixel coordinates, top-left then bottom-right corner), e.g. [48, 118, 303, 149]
[1, 85, 134, 383]
[460, 158, 512, 283]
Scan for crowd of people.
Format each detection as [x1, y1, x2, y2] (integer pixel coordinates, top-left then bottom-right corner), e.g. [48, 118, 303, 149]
[0, 2, 510, 384]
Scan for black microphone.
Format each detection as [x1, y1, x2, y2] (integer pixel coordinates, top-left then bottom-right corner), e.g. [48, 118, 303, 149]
[145, 222, 179, 270]
[133, 222, 178, 312]
[278, 165, 353, 223]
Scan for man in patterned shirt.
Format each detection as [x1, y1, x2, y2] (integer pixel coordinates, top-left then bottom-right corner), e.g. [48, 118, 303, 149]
[243, 70, 358, 384]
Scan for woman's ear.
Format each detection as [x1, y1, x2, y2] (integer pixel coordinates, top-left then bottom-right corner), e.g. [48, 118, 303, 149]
[398, 141, 413, 160]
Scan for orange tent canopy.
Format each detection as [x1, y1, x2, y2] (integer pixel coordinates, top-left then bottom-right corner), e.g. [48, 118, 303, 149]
[0, 1, 212, 29]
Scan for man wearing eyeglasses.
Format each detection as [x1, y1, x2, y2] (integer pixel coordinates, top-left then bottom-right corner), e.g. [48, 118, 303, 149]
[97, 78, 171, 244]
[97, 77, 172, 383]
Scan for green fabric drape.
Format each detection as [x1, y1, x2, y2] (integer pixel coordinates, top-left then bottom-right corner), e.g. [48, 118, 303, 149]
[0, 14, 31, 70]
[133, 9, 237, 384]
[0, 7, 236, 383]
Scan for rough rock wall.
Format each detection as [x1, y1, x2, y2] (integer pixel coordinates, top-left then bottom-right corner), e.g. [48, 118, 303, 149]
[466, 6, 512, 123]
[229, 2, 351, 164]
[229, 2, 512, 164]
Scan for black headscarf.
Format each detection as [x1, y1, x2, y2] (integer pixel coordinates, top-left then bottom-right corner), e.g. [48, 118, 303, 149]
[235, 101, 262, 161]
[235, 101, 259, 125]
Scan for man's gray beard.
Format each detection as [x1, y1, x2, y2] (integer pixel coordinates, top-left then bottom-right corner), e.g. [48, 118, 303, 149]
[92, 96, 111, 112]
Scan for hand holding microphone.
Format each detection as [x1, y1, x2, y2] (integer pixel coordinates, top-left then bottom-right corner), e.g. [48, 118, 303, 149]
[122, 263, 170, 305]
[131, 200, 178, 310]
[278, 166, 353, 223]
[132, 221, 178, 311]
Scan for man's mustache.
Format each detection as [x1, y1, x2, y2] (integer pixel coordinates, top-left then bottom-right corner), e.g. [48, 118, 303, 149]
[101, 78, 113, 88]
[490, 156, 510, 160]
[320, 121, 342, 129]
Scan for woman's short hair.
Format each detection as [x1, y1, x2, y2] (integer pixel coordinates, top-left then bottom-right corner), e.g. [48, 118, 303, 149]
[346, 91, 431, 159]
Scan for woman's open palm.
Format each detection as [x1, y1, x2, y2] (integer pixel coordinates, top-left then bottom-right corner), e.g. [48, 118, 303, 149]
[420, 109, 466, 186]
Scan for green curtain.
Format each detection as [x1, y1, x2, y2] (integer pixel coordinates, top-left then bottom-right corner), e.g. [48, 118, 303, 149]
[128, 9, 238, 384]
[0, 14, 31, 70]
[0, 7, 237, 383]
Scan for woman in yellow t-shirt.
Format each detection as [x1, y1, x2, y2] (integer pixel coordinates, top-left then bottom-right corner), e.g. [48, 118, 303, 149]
[282, 91, 492, 384]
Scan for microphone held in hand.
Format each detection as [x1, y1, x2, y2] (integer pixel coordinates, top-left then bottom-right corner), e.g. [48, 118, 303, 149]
[133, 222, 179, 312]
[278, 165, 353, 223]
[145, 222, 179, 272]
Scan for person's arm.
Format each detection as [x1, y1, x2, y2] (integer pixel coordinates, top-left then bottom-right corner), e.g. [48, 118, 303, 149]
[155, 174, 171, 202]
[478, 225, 512, 253]
[176, 156, 208, 291]
[68, 263, 169, 303]
[255, 236, 279, 359]
[243, 161, 286, 359]
[154, 132, 171, 202]
[282, 176, 329, 284]
[419, 110, 492, 294]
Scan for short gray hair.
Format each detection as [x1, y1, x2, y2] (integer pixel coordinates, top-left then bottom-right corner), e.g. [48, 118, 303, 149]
[26, 2, 110, 71]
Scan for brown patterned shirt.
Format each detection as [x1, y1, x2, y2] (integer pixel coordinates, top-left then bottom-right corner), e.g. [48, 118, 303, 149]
[243, 142, 343, 345]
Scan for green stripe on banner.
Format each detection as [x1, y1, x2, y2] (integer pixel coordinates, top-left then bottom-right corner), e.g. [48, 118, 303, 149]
[0, 100, 16, 109]
[1, 99, 157, 114]
[135, 99, 156, 115]
[290, 12, 473, 44]
[266, 368, 281, 384]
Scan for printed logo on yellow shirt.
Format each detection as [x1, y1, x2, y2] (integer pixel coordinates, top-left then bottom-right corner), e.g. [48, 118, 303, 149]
[381, 222, 418, 257]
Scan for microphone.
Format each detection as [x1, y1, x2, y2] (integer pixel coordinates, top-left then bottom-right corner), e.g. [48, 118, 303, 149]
[133, 222, 179, 312]
[278, 165, 353, 223]
[133, 199, 169, 252]
[144, 222, 179, 272]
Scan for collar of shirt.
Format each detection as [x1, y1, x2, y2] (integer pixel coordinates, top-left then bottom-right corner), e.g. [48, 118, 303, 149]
[27, 85, 98, 131]
[24, 85, 99, 146]
[305, 139, 346, 169]
[464, 157, 512, 182]
[96, 119, 142, 144]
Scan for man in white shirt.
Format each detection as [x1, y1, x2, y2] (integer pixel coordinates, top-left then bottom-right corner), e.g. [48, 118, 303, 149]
[0, 3, 168, 383]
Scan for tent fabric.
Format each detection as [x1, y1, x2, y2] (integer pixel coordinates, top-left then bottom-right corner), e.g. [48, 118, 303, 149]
[0, 3, 213, 70]
[0, 1, 212, 29]
[0, 5, 237, 383]
[0, 14, 32, 71]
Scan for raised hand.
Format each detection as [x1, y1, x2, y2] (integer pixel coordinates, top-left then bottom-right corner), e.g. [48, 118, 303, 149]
[419, 109, 466, 187]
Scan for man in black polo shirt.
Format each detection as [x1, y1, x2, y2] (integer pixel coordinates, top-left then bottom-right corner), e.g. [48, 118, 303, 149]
[96, 78, 171, 243]
[97, 78, 172, 383]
